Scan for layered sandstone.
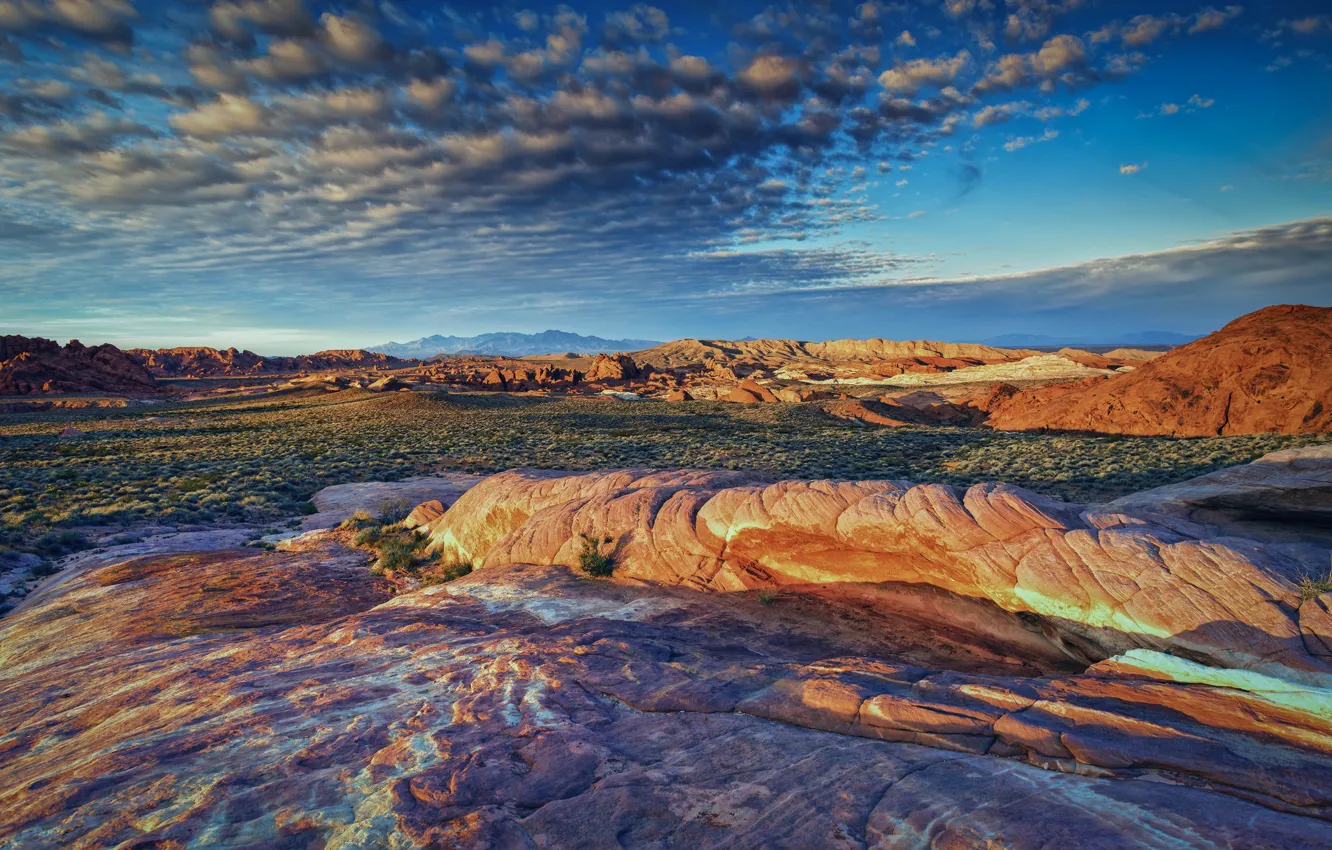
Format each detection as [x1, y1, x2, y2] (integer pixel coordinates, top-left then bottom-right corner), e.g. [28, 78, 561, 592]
[1, 540, 1330, 846]
[0, 335, 158, 396]
[424, 467, 1332, 686]
[126, 346, 414, 377]
[986, 305, 1332, 436]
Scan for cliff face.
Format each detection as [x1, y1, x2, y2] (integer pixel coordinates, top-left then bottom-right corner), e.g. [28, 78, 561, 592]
[0, 336, 158, 396]
[985, 305, 1332, 436]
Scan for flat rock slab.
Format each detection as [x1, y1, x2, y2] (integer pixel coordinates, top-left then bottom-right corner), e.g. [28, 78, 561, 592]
[304, 473, 485, 530]
[1108, 445, 1332, 544]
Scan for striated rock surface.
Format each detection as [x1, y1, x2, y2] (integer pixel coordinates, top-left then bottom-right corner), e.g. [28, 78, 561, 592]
[1, 542, 1330, 848]
[1107, 444, 1332, 545]
[986, 305, 1332, 436]
[427, 468, 1332, 686]
[0, 336, 158, 396]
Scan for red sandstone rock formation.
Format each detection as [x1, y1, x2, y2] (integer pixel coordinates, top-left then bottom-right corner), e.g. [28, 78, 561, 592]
[426, 466, 1332, 685]
[985, 305, 1332, 436]
[126, 346, 414, 377]
[0, 335, 158, 396]
[2, 533, 1330, 846]
[584, 352, 643, 382]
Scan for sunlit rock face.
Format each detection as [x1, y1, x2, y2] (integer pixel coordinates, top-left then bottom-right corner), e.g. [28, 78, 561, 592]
[425, 468, 1332, 687]
[3, 461, 1332, 848]
[984, 304, 1332, 436]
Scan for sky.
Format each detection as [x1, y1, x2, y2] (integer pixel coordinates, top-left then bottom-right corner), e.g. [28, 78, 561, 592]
[0, 0, 1329, 353]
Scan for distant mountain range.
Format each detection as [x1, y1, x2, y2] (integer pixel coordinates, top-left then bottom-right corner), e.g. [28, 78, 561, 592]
[369, 330, 662, 358]
[978, 331, 1201, 347]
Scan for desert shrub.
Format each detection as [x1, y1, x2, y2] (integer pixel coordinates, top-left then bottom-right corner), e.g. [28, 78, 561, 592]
[376, 537, 419, 573]
[352, 527, 383, 547]
[418, 560, 472, 586]
[1299, 563, 1332, 601]
[376, 499, 413, 525]
[757, 589, 781, 606]
[339, 510, 377, 532]
[32, 530, 87, 558]
[577, 532, 615, 578]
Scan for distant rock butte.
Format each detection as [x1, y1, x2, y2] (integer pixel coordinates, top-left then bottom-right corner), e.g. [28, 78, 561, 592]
[633, 337, 1043, 369]
[0, 335, 158, 396]
[3, 456, 1332, 846]
[126, 346, 415, 377]
[985, 305, 1332, 436]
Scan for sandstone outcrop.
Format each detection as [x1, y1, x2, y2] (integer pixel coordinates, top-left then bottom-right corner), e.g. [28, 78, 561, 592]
[584, 352, 643, 382]
[0, 336, 158, 396]
[426, 468, 1332, 686]
[1107, 445, 1332, 543]
[634, 338, 1042, 370]
[986, 305, 1332, 436]
[2, 540, 1330, 847]
[126, 346, 414, 377]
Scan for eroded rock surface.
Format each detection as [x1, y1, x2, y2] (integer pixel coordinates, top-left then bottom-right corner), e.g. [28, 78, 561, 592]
[986, 304, 1332, 436]
[303, 473, 485, 530]
[426, 468, 1332, 686]
[2, 548, 1330, 849]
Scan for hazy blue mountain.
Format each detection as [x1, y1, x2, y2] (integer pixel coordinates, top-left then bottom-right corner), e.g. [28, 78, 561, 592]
[370, 330, 662, 358]
[979, 330, 1201, 347]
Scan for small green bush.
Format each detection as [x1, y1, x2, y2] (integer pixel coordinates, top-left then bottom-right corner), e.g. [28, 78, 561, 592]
[419, 560, 472, 586]
[1299, 564, 1332, 601]
[339, 510, 378, 532]
[577, 532, 615, 578]
[375, 536, 422, 572]
[757, 589, 781, 606]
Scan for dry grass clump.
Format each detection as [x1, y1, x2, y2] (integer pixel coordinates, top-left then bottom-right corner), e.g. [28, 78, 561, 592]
[1299, 562, 1332, 601]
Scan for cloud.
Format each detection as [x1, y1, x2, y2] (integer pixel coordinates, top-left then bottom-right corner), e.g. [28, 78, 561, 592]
[1120, 162, 1147, 174]
[603, 4, 669, 46]
[1189, 5, 1243, 34]
[878, 51, 970, 94]
[0, 0, 137, 50]
[1004, 127, 1057, 151]
[0, 110, 153, 156]
[0, 0, 1314, 348]
[973, 100, 1029, 126]
[210, 0, 313, 42]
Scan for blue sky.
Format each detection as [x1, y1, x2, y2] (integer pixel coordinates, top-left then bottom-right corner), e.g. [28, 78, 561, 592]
[0, 0, 1329, 352]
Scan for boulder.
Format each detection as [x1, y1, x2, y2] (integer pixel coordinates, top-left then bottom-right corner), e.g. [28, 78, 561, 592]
[725, 379, 779, 404]
[403, 499, 447, 530]
[367, 376, 407, 392]
[663, 389, 694, 402]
